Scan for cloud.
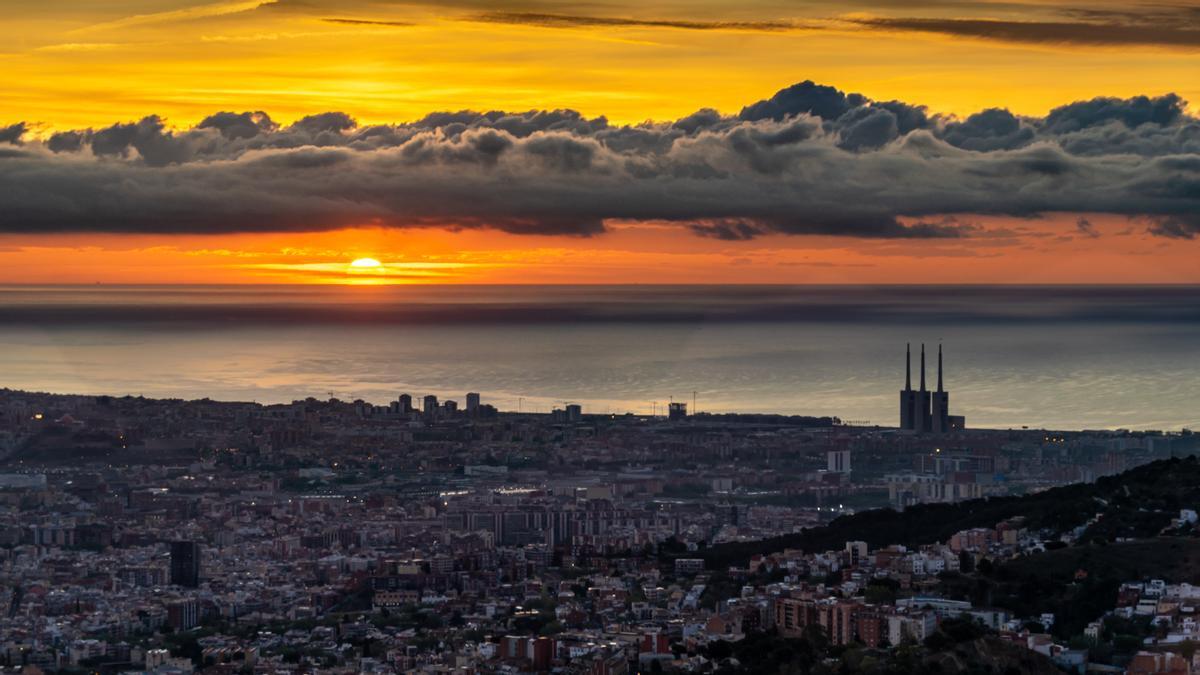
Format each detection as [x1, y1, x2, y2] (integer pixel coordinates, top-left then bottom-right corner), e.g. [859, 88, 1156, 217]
[320, 18, 416, 27]
[468, 12, 801, 32]
[1147, 215, 1200, 239]
[0, 123, 25, 145]
[1, 80, 1199, 240]
[849, 17, 1200, 49]
[1075, 218, 1100, 238]
[72, 0, 277, 33]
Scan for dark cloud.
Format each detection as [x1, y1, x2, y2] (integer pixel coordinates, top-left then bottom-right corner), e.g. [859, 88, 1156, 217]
[1147, 214, 1200, 239]
[46, 131, 86, 154]
[1075, 217, 1100, 238]
[198, 111, 278, 140]
[1058, 6, 1200, 29]
[739, 80, 867, 122]
[289, 111, 357, 135]
[689, 220, 769, 241]
[0, 123, 26, 145]
[940, 108, 1034, 151]
[469, 12, 799, 32]
[1044, 94, 1186, 133]
[850, 17, 1200, 49]
[2, 80, 1199, 240]
[835, 106, 900, 151]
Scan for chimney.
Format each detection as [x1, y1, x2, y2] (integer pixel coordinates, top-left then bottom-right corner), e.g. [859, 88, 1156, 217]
[937, 344, 944, 393]
[920, 343, 927, 391]
[905, 343, 912, 391]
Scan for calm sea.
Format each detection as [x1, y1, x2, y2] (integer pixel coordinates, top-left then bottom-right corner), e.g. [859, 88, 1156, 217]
[0, 285, 1197, 431]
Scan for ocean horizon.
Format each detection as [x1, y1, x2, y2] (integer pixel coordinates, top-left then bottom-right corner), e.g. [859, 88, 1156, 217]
[1, 284, 1197, 432]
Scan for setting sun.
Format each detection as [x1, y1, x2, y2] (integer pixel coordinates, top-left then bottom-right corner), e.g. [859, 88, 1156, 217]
[350, 258, 381, 269]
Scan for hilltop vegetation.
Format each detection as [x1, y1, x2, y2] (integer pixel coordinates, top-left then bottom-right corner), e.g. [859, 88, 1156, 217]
[938, 537, 1200, 640]
[684, 456, 1200, 571]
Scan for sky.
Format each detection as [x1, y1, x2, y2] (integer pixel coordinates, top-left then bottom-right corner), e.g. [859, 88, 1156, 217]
[1, 0, 1199, 284]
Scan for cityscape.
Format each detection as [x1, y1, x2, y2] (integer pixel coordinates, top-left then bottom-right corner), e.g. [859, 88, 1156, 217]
[5, 0, 1200, 673]
[0, 342, 1197, 674]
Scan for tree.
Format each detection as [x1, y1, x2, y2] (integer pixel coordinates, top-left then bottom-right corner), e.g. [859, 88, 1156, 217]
[706, 640, 733, 661]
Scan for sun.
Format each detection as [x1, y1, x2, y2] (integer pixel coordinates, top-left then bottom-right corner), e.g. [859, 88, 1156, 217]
[350, 257, 381, 268]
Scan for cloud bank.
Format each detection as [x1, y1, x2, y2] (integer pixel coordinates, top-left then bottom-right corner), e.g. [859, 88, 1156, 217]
[2, 80, 1199, 239]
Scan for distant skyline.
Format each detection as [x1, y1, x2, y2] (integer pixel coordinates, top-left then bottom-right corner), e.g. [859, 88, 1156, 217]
[2, 285, 1198, 431]
[1, 1, 1199, 284]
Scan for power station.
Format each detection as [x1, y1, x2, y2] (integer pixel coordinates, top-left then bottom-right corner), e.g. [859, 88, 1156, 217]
[900, 343, 964, 433]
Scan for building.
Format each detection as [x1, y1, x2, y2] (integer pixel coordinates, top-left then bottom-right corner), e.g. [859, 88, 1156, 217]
[422, 395, 438, 421]
[775, 597, 817, 639]
[845, 540, 868, 565]
[170, 541, 201, 588]
[566, 404, 582, 423]
[668, 402, 687, 420]
[827, 449, 851, 474]
[466, 392, 481, 413]
[900, 343, 960, 434]
[397, 393, 413, 414]
[167, 599, 199, 630]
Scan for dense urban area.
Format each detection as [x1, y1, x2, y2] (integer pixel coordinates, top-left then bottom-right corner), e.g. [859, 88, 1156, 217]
[1, 383, 1199, 675]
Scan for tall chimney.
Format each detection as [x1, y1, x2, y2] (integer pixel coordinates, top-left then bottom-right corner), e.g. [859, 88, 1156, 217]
[920, 343, 926, 391]
[905, 343, 912, 391]
[937, 344, 944, 393]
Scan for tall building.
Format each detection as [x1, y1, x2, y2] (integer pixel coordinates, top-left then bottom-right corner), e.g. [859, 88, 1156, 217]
[398, 393, 412, 414]
[170, 541, 201, 588]
[167, 599, 199, 630]
[422, 394, 438, 420]
[827, 449, 851, 474]
[900, 343, 949, 434]
[667, 402, 687, 420]
[466, 392, 481, 413]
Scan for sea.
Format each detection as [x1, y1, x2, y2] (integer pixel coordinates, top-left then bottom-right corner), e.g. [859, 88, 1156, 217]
[0, 285, 1197, 431]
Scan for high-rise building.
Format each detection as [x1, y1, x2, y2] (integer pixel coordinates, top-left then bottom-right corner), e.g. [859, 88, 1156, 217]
[565, 404, 582, 422]
[422, 394, 438, 420]
[667, 402, 687, 420]
[167, 599, 199, 630]
[828, 449, 851, 474]
[466, 392, 481, 413]
[398, 393, 413, 414]
[170, 540, 201, 588]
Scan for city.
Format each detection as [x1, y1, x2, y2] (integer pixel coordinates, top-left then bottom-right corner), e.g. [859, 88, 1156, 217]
[0, 345, 1196, 674]
[5, 2, 1200, 672]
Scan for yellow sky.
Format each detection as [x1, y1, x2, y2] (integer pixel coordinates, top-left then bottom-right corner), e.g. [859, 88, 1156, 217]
[2, 0, 1199, 284]
[5, 0, 1198, 131]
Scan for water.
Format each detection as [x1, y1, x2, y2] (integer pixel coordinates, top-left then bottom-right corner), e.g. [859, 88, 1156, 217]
[0, 285, 1197, 431]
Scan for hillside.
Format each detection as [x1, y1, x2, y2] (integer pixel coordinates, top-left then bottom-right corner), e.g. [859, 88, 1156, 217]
[687, 455, 1200, 571]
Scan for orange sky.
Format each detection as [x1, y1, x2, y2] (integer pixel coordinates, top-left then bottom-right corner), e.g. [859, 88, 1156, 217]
[0, 215, 1187, 285]
[2, 1, 1199, 284]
